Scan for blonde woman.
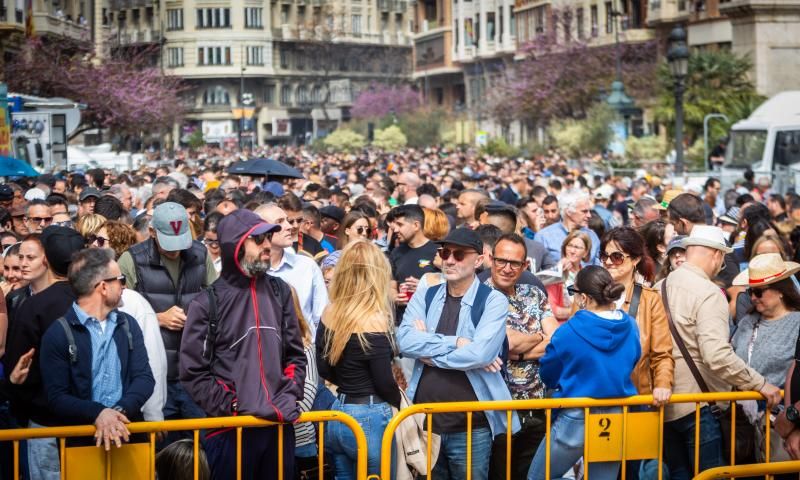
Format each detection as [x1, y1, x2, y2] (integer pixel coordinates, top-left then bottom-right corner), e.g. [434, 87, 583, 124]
[316, 240, 399, 478]
[75, 213, 106, 242]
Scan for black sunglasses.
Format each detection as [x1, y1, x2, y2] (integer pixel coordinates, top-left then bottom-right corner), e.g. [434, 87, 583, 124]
[95, 274, 126, 288]
[600, 251, 630, 266]
[87, 234, 110, 247]
[26, 216, 53, 224]
[438, 247, 475, 262]
[747, 287, 770, 299]
[354, 226, 368, 235]
[250, 232, 273, 246]
[567, 285, 582, 296]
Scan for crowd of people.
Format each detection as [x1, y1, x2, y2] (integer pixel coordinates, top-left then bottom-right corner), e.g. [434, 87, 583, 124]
[0, 145, 798, 480]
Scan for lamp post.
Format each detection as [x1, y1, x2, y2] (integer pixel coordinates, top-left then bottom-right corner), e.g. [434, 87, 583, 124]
[667, 25, 689, 175]
[239, 65, 246, 151]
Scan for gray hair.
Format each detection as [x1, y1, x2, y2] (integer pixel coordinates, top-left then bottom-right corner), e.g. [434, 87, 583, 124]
[559, 193, 591, 216]
[108, 184, 130, 199]
[68, 248, 115, 297]
[632, 197, 657, 218]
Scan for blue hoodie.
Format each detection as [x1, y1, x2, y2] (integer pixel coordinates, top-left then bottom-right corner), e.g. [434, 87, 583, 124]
[540, 309, 641, 399]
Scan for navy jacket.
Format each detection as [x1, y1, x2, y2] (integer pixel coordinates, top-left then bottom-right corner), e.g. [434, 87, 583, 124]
[39, 305, 155, 426]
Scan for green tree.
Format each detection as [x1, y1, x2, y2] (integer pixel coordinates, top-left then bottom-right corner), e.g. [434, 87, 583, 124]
[548, 103, 616, 158]
[187, 129, 205, 150]
[625, 136, 668, 163]
[655, 50, 765, 145]
[372, 125, 407, 151]
[322, 129, 366, 152]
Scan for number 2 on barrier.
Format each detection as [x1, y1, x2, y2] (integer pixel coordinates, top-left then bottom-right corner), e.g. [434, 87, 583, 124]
[586, 412, 660, 462]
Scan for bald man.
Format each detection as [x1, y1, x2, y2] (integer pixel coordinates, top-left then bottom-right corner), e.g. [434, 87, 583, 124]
[396, 172, 421, 205]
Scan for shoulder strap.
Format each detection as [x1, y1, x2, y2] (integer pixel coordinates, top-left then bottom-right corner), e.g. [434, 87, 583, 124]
[661, 280, 718, 406]
[627, 284, 643, 320]
[120, 315, 133, 351]
[203, 285, 219, 364]
[57, 317, 78, 364]
[470, 283, 493, 328]
[424, 284, 443, 316]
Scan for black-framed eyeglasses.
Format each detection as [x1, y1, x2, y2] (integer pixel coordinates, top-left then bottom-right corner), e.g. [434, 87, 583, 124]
[492, 256, 526, 271]
[87, 234, 110, 247]
[203, 238, 220, 247]
[250, 232, 273, 246]
[96, 274, 126, 288]
[354, 226, 368, 235]
[600, 251, 630, 266]
[747, 287, 770, 299]
[438, 247, 475, 262]
[567, 285, 582, 296]
[26, 216, 53, 224]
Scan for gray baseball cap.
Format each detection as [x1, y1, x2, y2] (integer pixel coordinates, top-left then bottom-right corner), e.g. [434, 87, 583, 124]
[152, 202, 193, 252]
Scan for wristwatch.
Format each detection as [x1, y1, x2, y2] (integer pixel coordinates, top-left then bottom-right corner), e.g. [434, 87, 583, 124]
[786, 405, 800, 427]
[518, 353, 525, 362]
[112, 405, 127, 417]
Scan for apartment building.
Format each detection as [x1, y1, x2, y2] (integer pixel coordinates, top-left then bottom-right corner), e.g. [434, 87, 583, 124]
[412, 0, 464, 110]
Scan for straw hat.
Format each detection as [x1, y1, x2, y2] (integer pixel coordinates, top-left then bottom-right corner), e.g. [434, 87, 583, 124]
[717, 206, 740, 226]
[654, 189, 684, 211]
[681, 225, 733, 253]
[733, 253, 800, 287]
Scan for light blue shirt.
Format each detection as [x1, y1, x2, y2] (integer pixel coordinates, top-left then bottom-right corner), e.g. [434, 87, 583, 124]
[269, 248, 329, 339]
[536, 221, 600, 265]
[73, 303, 123, 408]
[398, 276, 520, 437]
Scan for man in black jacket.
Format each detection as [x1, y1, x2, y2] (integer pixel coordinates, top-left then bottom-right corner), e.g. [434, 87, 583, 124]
[180, 208, 306, 480]
[117, 201, 217, 439]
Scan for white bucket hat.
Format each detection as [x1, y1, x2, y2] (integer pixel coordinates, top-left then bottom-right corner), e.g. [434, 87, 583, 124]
[732, 253, 800, 287]
[681, 225, 733, 254]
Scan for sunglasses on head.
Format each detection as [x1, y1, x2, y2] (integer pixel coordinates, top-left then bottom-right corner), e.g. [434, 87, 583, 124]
[438, 247, 475, 262]
[747, 287, 771, 298]
[250, 232, 273, 246]
[600, 251, 630, 266]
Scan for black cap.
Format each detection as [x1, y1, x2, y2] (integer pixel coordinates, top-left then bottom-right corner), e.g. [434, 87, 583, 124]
[436, 227, 483, 253]
[41, 226, 86, 277]
[319, 205, 345, 223]
[79, 187, 101, 202]
[0, 185, 13, 202]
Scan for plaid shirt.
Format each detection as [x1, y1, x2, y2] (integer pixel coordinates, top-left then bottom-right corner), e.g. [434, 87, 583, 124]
[73, 303, 123, 408]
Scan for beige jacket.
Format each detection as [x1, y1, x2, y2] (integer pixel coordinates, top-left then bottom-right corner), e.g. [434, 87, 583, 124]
[394, 390, 441, 480]
[663, 263, 766, 421]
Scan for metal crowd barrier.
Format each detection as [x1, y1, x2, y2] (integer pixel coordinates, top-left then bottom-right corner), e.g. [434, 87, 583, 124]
[0, 410, 368, 480]
[379, 392, 794, 480]
[693, 461, 800, 479]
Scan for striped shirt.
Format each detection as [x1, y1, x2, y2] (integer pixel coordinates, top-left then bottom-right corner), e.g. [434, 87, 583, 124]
[295, 344, 319, 448]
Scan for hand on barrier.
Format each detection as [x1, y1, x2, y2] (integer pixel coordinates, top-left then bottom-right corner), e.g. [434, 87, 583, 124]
[760, 382, 783, 409]
[94, 408, 130, 451]
[652, 387, 672, 407]
[10, 348, 35, 385]
[158, 306, 187, 331]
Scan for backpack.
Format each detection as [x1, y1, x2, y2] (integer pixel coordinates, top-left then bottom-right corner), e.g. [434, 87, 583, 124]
[57, 315, 133, 365]
[423, 282, 510, 379]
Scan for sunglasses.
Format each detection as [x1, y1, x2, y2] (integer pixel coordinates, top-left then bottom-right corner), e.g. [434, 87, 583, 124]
[88, 235, 110, 247]
[203, 238, 220, 247]
[747, 287, 770, 299]
[250, 232, 273, 246]
[26, 216, 53, 224]
[287, 217, 304, 226]
[354, 226, 368, 235]
[600, 251, 630, 266]
[438, 247, 476, 262]
[566, 285, 583, 296]
[95, 274, 126, 288]
[492, 256, 526, 271]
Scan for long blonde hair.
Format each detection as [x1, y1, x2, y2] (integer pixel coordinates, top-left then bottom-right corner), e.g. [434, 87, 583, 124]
[323, 240, 395, 365]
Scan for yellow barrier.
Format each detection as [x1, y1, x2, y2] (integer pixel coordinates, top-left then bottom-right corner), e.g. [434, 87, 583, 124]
[0, 411, 368, 480]
[379, 392, 777, 480]
[693, 460, 800, 479]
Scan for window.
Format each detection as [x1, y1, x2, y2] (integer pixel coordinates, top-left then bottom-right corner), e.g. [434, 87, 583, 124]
[381, 13, 388, 30]
[311, 85, 323, 104]
[167, 8, 183, 30]
[203, 86, 230, 105]
[296, 85, 309, 105]
[246, 46, 263, 65]
[296, 50, 305, 70]
[244, 7, 262, 28]
[197, 46, 232, 65]
[774, 130, 800, 166]
[264, 85, 275, 104]
[591, 5, 598, 37]
[196, 8, 230, 28]
[352, 14, 362, 34]
[534, 6, 545, 34]
[280, 85, 292, 106]
[281, 5, 289, 24]
[167, 47, 183, 67]
[605, 1, 613, 34]
[280, 49, 289, 69]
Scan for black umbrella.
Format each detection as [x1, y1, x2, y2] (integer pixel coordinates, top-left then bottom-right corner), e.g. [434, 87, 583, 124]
[227, 158, 304, 179]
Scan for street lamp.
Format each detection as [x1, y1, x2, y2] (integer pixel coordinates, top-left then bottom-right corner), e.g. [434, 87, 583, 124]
[667, 24, 690, 175]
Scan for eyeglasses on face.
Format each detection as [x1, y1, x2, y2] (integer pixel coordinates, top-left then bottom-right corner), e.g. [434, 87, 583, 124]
[95, 274, 126, 288]
[26, 216, 53, 225]
[747, 287, 771, 299]
[353, 226, 368, 235]
[600, 251, 630, 266]
[492, 256, 526, 271]
[88, 235, 110, 247]
[287, 217, 304, 226]
[250, 232, 273, 246]
[566, 285, 583, 296]
[438, 247, 475, 262]
[203, 238, 220, 247]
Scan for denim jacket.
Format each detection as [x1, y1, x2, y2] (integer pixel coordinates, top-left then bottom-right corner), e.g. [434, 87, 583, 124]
[398, 276, 520, 437]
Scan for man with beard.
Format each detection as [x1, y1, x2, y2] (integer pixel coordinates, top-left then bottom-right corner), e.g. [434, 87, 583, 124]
[180, 209, 306, 480]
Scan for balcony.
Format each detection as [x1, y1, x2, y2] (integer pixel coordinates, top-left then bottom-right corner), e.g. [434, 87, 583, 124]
[378, 0, 390, 11]
[32, 13, 89, 40]
[118, 28, 162, 45]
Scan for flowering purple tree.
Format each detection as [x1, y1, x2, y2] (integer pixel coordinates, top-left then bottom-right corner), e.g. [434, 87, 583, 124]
[351, 83, 422, 119]
[6, 38, 186, 139]
[488, 10, 658, 125]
